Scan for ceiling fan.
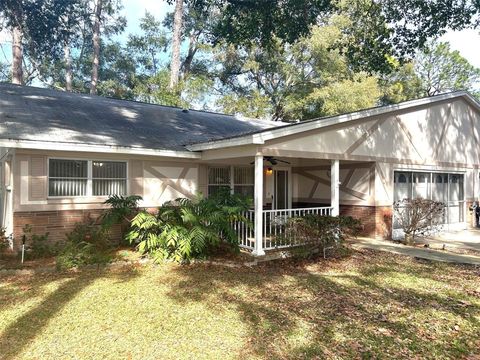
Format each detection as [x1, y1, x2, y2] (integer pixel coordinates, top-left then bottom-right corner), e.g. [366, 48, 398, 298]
[250, 156, 291, 166]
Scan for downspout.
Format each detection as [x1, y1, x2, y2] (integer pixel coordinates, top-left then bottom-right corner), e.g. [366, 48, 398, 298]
[0, 148, 14, 249]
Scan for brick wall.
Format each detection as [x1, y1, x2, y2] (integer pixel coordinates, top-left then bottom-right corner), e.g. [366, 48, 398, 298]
[295, 202, 393, 240]
[340, 205, 392, 239]
[340, 205, 376, 237]
[13, 210, 122, 250]
[375, 206, 393, 240]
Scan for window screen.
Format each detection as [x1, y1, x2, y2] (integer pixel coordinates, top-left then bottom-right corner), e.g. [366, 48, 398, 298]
[48, 159, 127, 197]
[92, 161, 127, 196]
[208, 166, 230, 195]
[49, 159, 88, 196]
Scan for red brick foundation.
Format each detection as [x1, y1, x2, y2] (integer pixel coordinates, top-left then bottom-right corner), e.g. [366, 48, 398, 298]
[13, 210, 122, 250]
[375, 206, 393, 240]
[340, 205, 392, 239]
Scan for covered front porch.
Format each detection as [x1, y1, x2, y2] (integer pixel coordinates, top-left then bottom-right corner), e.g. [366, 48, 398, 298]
[203, 154, 378, 256]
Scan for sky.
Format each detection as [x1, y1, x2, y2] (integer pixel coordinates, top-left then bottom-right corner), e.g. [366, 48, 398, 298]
[121, 0, 173, 34]
[1, 0, 479, 82]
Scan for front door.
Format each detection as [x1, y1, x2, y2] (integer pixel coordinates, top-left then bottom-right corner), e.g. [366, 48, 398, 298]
[273, 169, 289, 209]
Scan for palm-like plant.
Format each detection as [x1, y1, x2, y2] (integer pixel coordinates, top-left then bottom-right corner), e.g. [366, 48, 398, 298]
[126, 190, 251, 262]
[102, 195, 143, 227]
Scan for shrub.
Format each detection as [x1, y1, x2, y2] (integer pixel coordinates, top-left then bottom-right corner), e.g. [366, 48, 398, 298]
[126, 190, 251, 263]
[101, 195, 142, 233]
[284, 215, 362, 258]
[0, 227, 9, 252]
[393, 198, 446, 245]
[22, 224, 55, 259]
[56, 242, 111, 270]
[64, 219, 111, 250]
[56, 219, 112, 269]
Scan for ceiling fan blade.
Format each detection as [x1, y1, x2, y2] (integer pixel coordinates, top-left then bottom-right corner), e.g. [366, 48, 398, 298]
[276, 159, 291, 164]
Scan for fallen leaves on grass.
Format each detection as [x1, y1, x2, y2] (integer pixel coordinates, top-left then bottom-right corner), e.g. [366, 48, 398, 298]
[0, 250, 479, 359]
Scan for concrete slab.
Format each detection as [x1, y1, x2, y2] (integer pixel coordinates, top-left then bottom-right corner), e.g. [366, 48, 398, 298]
[416, 229, 480, 252]
[350, 237, 480, 265]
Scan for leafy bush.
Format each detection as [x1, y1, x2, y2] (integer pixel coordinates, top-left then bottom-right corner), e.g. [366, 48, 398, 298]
[284, 215, 362, 258]
[56, 219, 112, 269]
[393, 198, 446, 245]
[126, 190, 251, 263]
[64, 219, 112, 249]
[101, 194, 142, 229]
[22, 224, 55, 259]
[56, 242, 111, 270]
[0, 227, 9, 252]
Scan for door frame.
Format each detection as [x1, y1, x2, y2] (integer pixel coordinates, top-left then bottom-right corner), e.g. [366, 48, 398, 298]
[266, 166, 292, 210]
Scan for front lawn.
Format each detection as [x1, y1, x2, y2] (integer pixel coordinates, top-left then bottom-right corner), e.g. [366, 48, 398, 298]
[1, 249, 479, 359]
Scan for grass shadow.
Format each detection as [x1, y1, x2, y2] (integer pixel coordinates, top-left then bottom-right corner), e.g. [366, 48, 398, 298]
[0, 267, 140, 360]
[164, 251, 480, 359]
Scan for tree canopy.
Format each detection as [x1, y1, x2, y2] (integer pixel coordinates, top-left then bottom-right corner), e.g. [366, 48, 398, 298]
[0, 0, 479, 121]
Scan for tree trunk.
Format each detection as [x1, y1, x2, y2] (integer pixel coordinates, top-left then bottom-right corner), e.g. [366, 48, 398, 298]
[169, 0, 184, 89]
[11, 26, 24, 85]
[64, 44, 73, 91]
[90, 0, 103, 95]
[404, 233, 415, 246]
[181, 32, 199, 79]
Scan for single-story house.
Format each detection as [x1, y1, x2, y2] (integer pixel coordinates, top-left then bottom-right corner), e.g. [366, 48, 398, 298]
[0, 83, 478, 255]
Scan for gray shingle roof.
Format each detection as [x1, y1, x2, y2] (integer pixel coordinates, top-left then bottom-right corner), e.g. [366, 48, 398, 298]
[0, 83, 279, 151]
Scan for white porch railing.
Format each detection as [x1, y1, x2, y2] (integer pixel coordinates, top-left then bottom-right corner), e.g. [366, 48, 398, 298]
[233, 206, 334, 251]
[232, 210, 256, 250]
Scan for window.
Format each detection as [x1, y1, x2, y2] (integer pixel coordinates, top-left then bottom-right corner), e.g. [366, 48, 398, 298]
[92, 161, 127, 196]
[208, 166, 254, 198]
[233, 167, 254, 197]
[208, 166, 230, 196]
[49, 159, 88, 196]
[49, 159, 127, 197]
[393, 171, 465, 227]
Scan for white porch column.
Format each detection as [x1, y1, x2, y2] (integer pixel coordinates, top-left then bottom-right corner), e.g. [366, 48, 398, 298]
[331, 159, 340, 216]
[253, 154, 265, 256]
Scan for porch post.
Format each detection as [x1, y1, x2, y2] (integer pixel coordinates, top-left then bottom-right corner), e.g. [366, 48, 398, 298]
[253, 154, 265, 256]
[331, 159, 340, 216]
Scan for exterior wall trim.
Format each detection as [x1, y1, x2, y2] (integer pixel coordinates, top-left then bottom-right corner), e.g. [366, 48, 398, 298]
[187, 92, 480, 151]
[0, 139, 201, 159]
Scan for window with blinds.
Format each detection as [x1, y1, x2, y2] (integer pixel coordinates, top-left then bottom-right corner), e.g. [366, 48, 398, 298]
[93, 161, 127, 196]
[48, 159, 127, 197]
[208, 166, 254, 198]
[233, 167, 254, 197]
[208, 166, 230, 196]
[49, 159, 88, 196]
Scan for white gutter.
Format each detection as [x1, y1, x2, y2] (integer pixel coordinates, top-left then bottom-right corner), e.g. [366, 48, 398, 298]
[0, 139, 201, 159]
[187, 92, 479, 151]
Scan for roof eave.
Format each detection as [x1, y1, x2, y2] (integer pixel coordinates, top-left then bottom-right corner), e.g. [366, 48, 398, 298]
[186, 135, 265, 151]
[0, 139, 201, 159]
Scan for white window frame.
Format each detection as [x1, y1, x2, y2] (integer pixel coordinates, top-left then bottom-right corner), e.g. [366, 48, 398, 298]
[47, 157, 129, 198]
[207, 165, 254, 197]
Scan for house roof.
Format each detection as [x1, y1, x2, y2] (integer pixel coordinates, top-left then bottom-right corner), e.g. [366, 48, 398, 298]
[187, 91, 480, 151]
[0, 83, 278, 157]
[1, 83, 478, 157]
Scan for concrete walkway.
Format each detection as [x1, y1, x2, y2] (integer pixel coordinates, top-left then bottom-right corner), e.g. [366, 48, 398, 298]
[416, 229, 480, 252]
[350, 237, 480, 265]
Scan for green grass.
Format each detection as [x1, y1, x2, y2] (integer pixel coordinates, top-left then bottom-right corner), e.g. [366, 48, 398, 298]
[1, 249, 479, 359]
